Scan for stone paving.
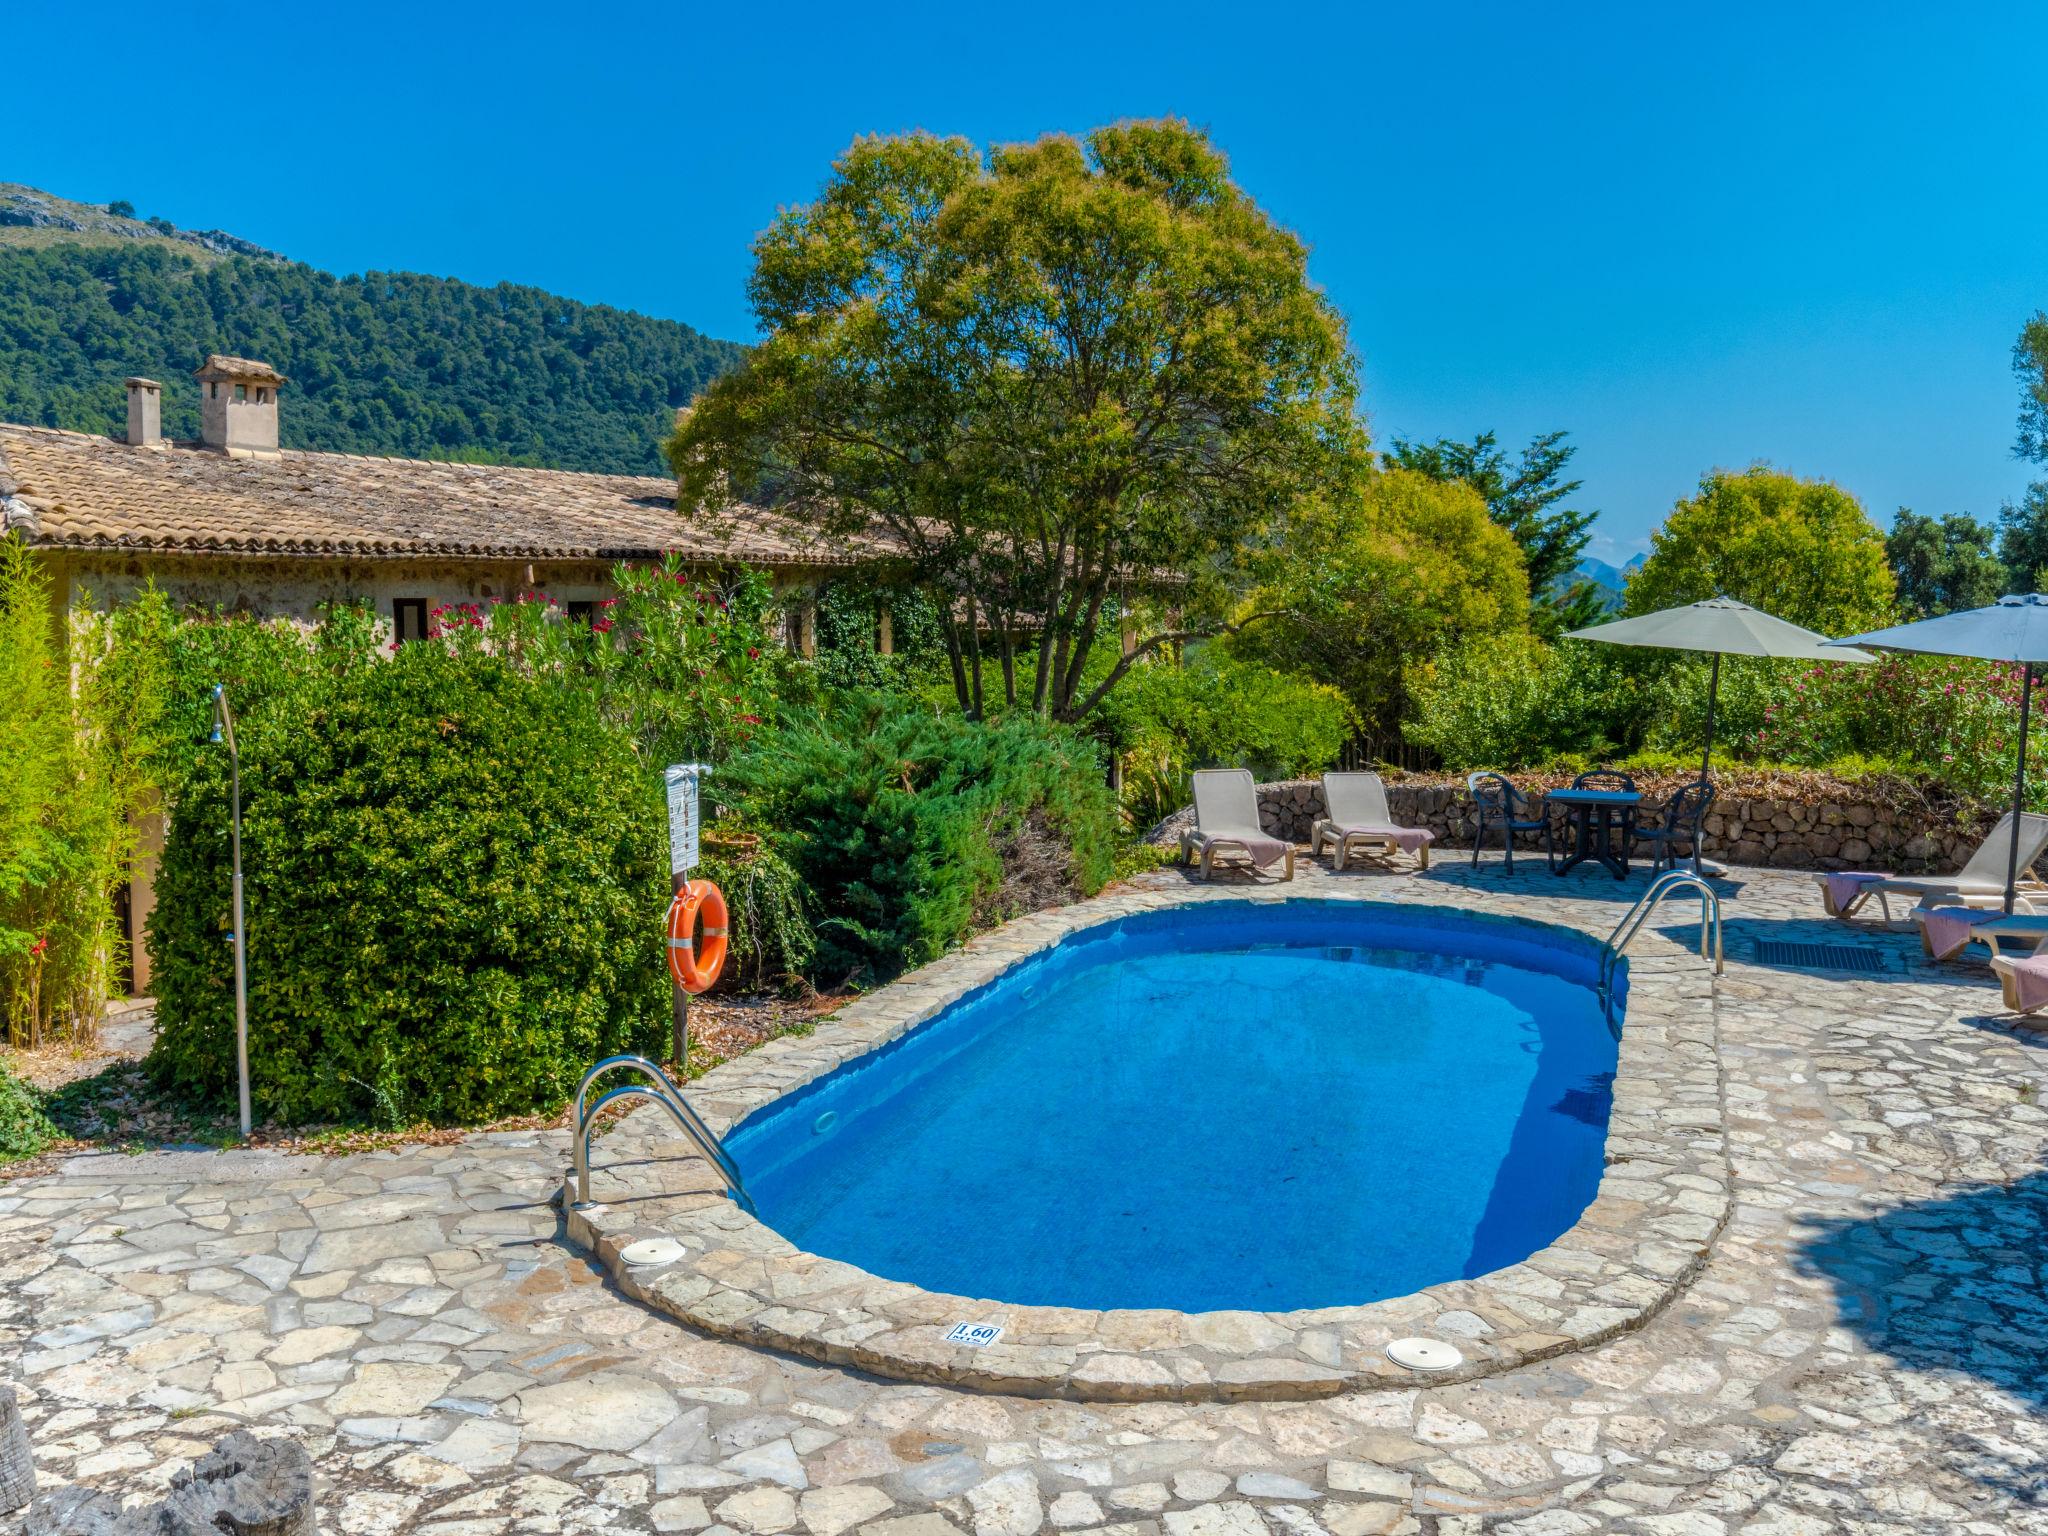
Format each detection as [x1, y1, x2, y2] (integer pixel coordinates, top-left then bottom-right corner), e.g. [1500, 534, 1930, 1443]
[5, 855, 2048, 1534]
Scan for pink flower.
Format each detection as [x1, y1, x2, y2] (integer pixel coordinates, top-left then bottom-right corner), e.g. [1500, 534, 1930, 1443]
[592, 618, 615, 633]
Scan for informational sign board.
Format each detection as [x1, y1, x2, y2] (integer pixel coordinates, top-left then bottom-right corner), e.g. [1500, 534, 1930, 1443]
[943, 1321, 1004, 1349]
[665, 764, 709, 876]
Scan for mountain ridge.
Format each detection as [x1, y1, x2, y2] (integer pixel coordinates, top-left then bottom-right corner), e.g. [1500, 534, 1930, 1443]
[0, 183, 284, 264]
[0, 183, 746, 474]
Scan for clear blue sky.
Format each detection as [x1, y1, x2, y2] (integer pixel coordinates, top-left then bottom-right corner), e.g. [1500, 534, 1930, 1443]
[12, 1, 2045, 562]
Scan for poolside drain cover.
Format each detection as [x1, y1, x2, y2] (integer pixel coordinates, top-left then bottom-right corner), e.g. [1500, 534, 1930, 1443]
[1752, 940, 1886, 974]
[620, 1237, 689, 1268]
[1387, 1337, 1463, 1372]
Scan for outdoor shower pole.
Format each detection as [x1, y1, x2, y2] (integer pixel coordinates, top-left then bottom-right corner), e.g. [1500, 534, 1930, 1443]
[2007, 663, 2033, 916]
[212, 685, 251, 1139]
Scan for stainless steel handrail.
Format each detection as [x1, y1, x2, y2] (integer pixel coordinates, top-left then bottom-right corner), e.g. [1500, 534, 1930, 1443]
[571, 1054, 752, 1213]
[1600, 870, 1724, 1012]
[576, 1056, 745, 1193]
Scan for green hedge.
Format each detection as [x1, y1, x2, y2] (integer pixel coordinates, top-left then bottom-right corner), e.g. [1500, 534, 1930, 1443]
[725, 695, 1118, 983]
[0, 1058, 55, 1161]
[147, 649, 668, 1126]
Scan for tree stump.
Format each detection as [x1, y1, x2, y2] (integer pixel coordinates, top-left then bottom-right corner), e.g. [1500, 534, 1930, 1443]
[0, 1383, 33, 1512]
[161, 1431, 317, 1535]
[28, 1430, 317, 1534]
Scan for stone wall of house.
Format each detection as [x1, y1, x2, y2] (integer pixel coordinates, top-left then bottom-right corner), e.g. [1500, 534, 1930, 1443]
[1148, 771, 2018, 875]
[48, 552, 835, 637]
[53, 552, 654, 632]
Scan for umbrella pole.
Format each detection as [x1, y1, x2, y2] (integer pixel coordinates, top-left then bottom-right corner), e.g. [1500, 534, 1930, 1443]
[2007, 663, 2034, 916]
[1689, 652, 1722, 877]
[1700, 652, 1720, 781]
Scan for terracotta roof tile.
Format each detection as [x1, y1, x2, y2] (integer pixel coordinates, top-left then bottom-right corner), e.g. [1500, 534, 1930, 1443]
[0, 424, 877, 568]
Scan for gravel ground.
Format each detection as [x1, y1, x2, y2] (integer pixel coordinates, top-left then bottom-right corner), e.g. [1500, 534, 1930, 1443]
[1, 987, 844, 1181]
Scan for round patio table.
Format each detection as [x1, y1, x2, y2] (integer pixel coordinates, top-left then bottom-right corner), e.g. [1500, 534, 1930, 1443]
[1546, 787, 1643, 880]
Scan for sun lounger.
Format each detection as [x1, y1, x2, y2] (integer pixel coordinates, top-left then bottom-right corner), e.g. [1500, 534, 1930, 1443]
[1813, 812, 2048, 921]
[1312, 771, 1433, 871]
[1991, 953, 2048, 1019]
[1180, 768, 1294, 881]
[1914, 907, 2048, 961]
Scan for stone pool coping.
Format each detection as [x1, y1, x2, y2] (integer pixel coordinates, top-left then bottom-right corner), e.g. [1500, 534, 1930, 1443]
[563, 880, 1730, 1402]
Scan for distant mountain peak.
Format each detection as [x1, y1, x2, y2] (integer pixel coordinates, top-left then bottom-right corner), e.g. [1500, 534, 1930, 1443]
[1550, 550, 1645, 613]
[0, 183, 283, 262]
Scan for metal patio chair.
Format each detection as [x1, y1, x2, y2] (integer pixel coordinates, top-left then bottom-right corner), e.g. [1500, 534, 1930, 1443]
[1633, 778, 1715, 876]
[1466, 772, 1555, 873]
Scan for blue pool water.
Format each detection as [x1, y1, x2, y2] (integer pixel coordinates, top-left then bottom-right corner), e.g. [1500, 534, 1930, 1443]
[726, 901, 1621, 1312]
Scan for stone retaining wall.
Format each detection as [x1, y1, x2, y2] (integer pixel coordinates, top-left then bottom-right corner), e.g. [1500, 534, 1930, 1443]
[1149, 773, 2019, 875]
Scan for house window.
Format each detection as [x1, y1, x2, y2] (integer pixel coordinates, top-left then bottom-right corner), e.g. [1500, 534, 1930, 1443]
[256, 387, 269, 404]
[566, 599, 596, 627]
[785, 598, 817, 658]
[393, 598, 429, 646]
[234, 384, 247, 402]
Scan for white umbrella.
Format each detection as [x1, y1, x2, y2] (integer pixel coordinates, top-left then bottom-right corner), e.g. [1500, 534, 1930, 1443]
[1833, 593, 2048, 914]
[1567, 596, 1873, 779]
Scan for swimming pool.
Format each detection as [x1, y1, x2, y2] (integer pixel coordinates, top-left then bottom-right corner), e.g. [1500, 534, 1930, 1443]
[726, 900, 1621, 1313]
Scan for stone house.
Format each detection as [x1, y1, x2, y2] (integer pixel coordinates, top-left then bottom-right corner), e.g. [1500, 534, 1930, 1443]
[0, 354, 894, 992]
[0, 355, 888, 652]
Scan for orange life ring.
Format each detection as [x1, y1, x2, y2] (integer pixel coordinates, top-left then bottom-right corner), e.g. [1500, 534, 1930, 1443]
[666, 880, 729, 995]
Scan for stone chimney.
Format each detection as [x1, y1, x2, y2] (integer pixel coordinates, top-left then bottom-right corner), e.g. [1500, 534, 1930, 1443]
[194, 355, 287, 456]
[125, 378, 163, 448]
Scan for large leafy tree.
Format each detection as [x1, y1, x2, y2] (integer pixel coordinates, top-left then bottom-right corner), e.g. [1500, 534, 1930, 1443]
[1234, 466, 1529, 741]
[1384, 430, 1595, 603]
[1998, 482, 2048, 591]
[2007, 314, 2048, 591]
[1886, 509, 2006, 617]
[669, 121, 1362, 721]
[2016, 311, 2048, 466]
[1626, 466, 1895, 634]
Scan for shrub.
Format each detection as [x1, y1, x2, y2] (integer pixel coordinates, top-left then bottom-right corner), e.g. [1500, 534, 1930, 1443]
[0, 1057, 56, 1161]
[1, 538, 132, 1046]
[1097, 646, 1358, 829]
[693, 828, 816, 989]
[1729, 653, 2045, 805]
[147, 648, 669, 1126]
[724, 694, 1118, 983]
[1403, 632, 1656, 771]
[427, 558, 787, 768]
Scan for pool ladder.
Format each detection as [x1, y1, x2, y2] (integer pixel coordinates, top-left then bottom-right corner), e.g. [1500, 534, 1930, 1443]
[570, 1054, 754, 1213]
[1599, 870, 1724, 1022]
